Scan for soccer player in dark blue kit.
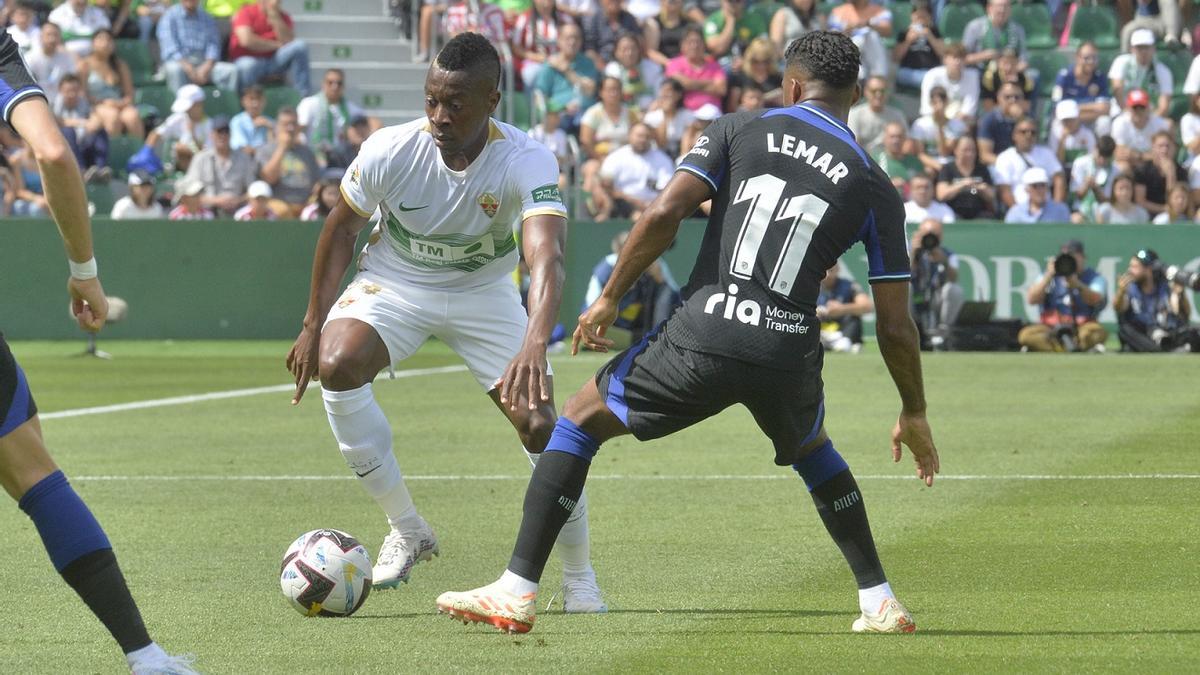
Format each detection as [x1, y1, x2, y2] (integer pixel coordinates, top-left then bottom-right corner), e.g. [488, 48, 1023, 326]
[438, 31, 940, 634]
[0, 32, 194, 673]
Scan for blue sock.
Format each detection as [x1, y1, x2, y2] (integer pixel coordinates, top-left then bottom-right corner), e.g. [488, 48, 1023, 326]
[792, 440, 850, 492]
[18, 471, 111, 572]
[545, 418, 601, 464]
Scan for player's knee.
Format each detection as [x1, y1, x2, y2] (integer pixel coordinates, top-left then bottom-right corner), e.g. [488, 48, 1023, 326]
[318, 348, 369, 391]
[30, 134, 72, 169]
[519, 411, 557, 453]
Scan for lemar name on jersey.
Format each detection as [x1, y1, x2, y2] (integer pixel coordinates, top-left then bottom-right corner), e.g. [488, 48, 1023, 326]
[764, 133, 850, 185]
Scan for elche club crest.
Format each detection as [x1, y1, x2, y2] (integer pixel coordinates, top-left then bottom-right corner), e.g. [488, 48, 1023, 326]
[477, 192, 500, 218]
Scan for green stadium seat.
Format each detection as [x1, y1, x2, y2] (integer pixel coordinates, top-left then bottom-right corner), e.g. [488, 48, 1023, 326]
[86, 181, 116, 217]
[1168, 94, 1191, 120]
[886, 2, 911, 47]
[1027, 48, 1071, 97]
[507, 92, 531, 131]
[202, 87, 242, 118]
[108, 135, 144, 177]
[262, 85, 302, 118]
[1067, 5, 1120, 49]
[1158, 49, 1193, 94]
[1011, 3, 1054, 49]
[134, 84, 174, 121]
[937, 1, 983, 44]
[115, 39, 156, 86]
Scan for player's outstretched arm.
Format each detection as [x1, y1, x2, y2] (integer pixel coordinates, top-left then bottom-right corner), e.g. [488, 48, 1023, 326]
[573, 171, 709, 354]
[287, 195, 371, 404]
[500, 214, 567, 411]
[872, 280, 939, 486]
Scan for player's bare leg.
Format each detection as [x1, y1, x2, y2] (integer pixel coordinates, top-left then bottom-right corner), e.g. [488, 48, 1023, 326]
[439, 378, 625, 632]
[489, 377, 607, 614]
[318, 318, 439, 588]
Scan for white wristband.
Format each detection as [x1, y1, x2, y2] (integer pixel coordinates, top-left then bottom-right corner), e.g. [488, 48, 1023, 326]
[69, 257, 98, 280]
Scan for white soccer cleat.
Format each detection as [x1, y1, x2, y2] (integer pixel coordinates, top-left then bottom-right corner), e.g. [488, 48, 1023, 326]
[436, 582, 536, 634]
[129, 652, 200, 675]
[371, 519, 439, 589]
[562, 570, 608, 613]
[852, 598, 916, 634]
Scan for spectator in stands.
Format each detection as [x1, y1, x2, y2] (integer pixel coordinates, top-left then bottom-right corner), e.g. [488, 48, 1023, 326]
[1111, 89, 1172, 161]
[300, 177, 340, 221]
[168, 176, 216, 220]
[234, 180, 276, 220]
[828, 0, 891, 39]
[584, 230, 680, 348]
[6, 3, 40, 54]
[185, 115, 256, 217]
[912, 86, 968, 170]
[533, 22, 598, 135]
[26, 23, 78, 104]
[158, 0, 240, 94]
[962, 0, 1026, 72]
[664, 26, 725, 113]
[529, 103, 572, 191]
[909, 218, 964, 348]
[1049, 99, 1096, 167]
[980, 47, 1034, 113]
[849, 77, 906, 155]
[230, 0, 312, 96]
[79, 30, 144, 140]
[1134, 131, 1186, 218]
[920, 43, 979, 122]
[679, 102, 719, 160]
[994, 117, 1065, 211]
[1005, 167, 1071, 223]
[1071, 135, 1117, 220]
[581, 76, 638, 210]
[1153, 184, 1195, 224]
[48, 0, 111, 57]
[1185, 53, 1200, 110]
[590, 122, 673, 221]
[1019, 239, 1108, 352]
[769, 0, 821, 55]
[8, 140, 48, 216]
[557, 0, 598, 21]
[297, 69, 381, 165]
[1119, 0, 1182, 50]
[325, 115, 372, 171]
[146, 84, 211, 173]
[977, 81, 1025, 164]
[93, 0, 137, 40]
[605, 33, 663, 111]
[642, 78, 693, 158]
[256, 107, 319, 217]
[816, 260, 872, 353]
[937, 135, 997, 220]
[582, 0, 641, 70]
[53, 74, 110, 183]
[724, 37, 781, 110]
[442, 0, 507, 44]
[512, 0, 574, 89]
[134, 0, 171, 44]
[110, 170, 165, 219]
[1109, 29, 1172, 119]
[1097, 174, 1151, 224]
[1114, 249, 1200, 353]
[1182, 91, 1200, 161]
[892, 0, 943, 91]
[905, 173, 955, 224]
[0, 154, 13, 217]
[702, 0, 769, 66]
[1052, 41, 1111, 125]
[874, 122, 924, 195]
[625, 0, 662, 23]
[645, 0, 692, 67]
[230, 85, 274, 156]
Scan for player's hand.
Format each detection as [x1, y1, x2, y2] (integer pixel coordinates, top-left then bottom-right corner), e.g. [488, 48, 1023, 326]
[68, 276, 108, 332]
[287, 326, 321, 405]
[499, 342, 550, 411]
[571, 297, 618, 355]
[891, 410, 939, 487]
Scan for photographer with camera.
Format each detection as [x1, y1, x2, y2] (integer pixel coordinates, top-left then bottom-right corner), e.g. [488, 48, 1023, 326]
[1114, 249, 1200, 353]
[1019, 239, 1108, 352]
[909, 218, 964, 348]
[816, 260, 874, 354]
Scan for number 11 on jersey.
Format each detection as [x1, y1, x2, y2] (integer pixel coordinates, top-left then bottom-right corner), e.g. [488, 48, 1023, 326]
[729, 173, 830, 296]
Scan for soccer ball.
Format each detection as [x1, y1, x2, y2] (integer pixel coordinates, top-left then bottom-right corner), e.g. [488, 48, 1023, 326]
[279, 529, 372, 617]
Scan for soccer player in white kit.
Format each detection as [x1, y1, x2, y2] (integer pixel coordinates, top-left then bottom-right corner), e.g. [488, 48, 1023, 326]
[287, 33, 606, 612]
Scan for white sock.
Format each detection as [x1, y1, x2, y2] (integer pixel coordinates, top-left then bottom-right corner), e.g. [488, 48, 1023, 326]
[526, 449, 593, 579]
[858, 582, 895, 615]
[498, 568, 538, 596]
[323, 385, 420, 530]
[126, 642, 165, 665]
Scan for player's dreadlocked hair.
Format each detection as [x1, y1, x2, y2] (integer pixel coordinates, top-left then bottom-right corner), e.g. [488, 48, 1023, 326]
[784, 31, 860, 90]
[435, 32, 502, 89]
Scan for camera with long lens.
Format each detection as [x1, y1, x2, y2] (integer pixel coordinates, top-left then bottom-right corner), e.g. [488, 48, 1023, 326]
[1053, 252, 1077, 277]
[1165, 265, 1200, 291]
[920, 232, 940, 251]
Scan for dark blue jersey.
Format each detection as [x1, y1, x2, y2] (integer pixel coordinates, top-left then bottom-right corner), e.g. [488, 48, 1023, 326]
[666, 104, 910, 369]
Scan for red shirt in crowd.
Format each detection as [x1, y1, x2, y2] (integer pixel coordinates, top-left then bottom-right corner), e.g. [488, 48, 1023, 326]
[229, 3, 295, 60]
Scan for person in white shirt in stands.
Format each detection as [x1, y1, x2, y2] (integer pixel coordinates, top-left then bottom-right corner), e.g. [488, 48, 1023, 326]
[234, 180, 277, 221]
[47, 0, 110, 57]
[110, 170, 165, 220]
[904, 174, 955, 225]
[6, 3, 40, 54]
[25, 23, 78, 104]
[592, 122, 674, 221]
[296, 68, 381, 163]
[1108, 29, 1173, 119]
[528, 102, 572, 192]
[992, 116, 1065, 211]
[1110, 88, 1172, 162]
[1048, 99, 1096, 167]
[919, 43, 978, 123]
[167, 176, 215, 220]
[1004, 167, 1072, 224]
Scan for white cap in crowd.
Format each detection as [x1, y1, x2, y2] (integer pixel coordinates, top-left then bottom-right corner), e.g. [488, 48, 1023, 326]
[695, 103, 722, 121]
[1055, 99, 1080, 121]
[172, 84, 206, 113]
[1130, 29, 1156, 48]
[248, 180, 273, 199]
[1022, 167, 1050, 186]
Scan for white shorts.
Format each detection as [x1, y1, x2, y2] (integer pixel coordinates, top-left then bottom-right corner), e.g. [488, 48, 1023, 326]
[324, 272, 549, 391]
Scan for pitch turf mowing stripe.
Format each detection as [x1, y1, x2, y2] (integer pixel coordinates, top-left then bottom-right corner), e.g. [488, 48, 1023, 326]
[67, 473, 1200, 481]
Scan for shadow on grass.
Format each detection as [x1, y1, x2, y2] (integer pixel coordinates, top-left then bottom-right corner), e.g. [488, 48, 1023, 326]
[354, 608, 843, 620]
[921, 629, 1200, 637]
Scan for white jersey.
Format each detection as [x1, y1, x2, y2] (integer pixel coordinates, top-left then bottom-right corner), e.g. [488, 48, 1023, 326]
[340, 118, 567, 290]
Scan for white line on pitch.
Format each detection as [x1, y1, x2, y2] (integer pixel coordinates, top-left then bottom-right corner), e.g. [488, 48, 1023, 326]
[70, 474, 1200, 482]
[38, 365, 470, 421]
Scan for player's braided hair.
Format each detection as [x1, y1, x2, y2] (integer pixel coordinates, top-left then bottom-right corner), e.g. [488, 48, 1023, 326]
[783, 31, 860, 91]
[435, 32, 502, 88]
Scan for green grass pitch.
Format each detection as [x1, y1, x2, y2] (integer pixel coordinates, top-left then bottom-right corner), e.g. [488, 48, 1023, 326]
[4, 340, 1199, 673]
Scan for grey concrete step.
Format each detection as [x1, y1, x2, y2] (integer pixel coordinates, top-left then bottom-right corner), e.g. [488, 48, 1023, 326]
[375, 111, 425, 126]
[293, 16, 400, 41]
[312, 61, 427, 87]
[283, 0, 386, 17]
[305, 38, 411, 64]
[346, 84, 423, 110]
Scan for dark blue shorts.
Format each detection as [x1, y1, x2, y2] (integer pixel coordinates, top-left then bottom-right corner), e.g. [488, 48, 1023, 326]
[0, 334, 38, 438]
[0, 32, 47, 126]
